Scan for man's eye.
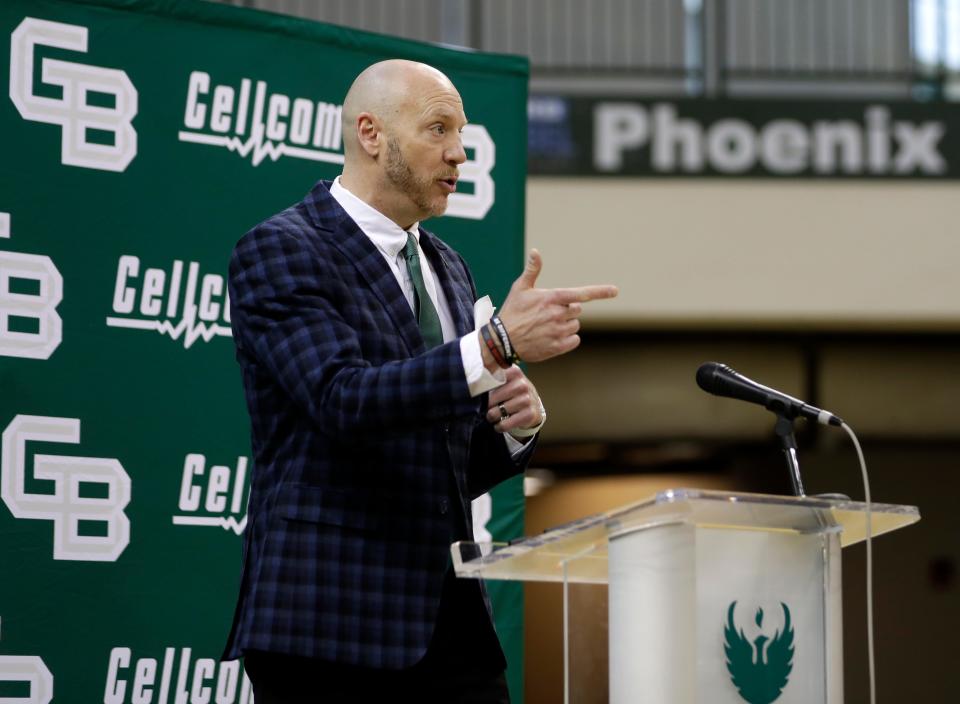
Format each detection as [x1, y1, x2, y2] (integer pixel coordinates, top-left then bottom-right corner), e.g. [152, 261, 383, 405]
[432, 125, 445, 135]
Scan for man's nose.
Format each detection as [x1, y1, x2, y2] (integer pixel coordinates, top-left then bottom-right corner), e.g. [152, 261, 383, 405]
[445, 135, 467, 165]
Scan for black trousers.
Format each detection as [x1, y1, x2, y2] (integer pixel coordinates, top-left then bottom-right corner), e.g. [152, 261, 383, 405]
[244, 568, 510, 704]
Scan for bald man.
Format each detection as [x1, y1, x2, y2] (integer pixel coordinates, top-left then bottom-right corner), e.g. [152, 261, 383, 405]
[222, 60, 616, 703]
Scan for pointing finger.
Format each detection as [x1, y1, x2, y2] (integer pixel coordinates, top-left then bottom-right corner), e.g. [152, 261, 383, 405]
[554, 284, 619, 304]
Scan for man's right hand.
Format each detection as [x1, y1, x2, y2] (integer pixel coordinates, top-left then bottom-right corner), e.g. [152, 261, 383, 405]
[495, 249, 618, 363]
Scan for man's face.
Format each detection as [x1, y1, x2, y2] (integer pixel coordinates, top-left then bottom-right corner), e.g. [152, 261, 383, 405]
[382, 83, 468, 222]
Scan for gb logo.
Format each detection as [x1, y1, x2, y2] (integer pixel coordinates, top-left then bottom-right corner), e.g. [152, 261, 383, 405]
[8, 17, 138, 172]
[1, 415, 131, 562]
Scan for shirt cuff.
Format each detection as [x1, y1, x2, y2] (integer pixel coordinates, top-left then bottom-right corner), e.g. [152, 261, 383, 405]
[461, 331, 506, 398]
[504, 433, 528, 457]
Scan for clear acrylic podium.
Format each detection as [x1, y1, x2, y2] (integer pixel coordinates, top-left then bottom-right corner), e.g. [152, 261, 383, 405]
[452, 488, 920, 704]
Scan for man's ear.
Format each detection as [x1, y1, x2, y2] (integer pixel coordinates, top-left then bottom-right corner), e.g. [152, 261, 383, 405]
[356, 112, 381, 158]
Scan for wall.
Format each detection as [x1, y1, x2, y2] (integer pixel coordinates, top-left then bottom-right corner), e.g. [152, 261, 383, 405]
[527, 178, 960, 329]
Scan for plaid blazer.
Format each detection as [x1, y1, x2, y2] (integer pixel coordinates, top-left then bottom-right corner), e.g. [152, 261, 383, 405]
[222, 180, 531, 668]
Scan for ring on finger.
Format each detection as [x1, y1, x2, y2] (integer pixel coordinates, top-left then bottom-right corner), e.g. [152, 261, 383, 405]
[498, 402, 510, 421]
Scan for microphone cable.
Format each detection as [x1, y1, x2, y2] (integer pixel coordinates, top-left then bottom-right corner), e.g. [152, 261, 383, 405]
[839, 421, 875, 704]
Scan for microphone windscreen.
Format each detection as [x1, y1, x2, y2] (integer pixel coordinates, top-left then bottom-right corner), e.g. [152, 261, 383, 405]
[696, 361, 727, 394]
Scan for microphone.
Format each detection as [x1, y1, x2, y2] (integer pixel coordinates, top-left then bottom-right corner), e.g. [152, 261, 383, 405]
[696, 362, 843, 427]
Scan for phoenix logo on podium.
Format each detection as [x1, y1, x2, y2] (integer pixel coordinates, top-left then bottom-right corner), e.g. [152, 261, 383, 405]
[724, 601, 795, 704]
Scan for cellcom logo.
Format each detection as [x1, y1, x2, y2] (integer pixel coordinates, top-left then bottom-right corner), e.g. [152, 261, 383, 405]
[8, 17, 138, 172]
[106, 254, 232, 350]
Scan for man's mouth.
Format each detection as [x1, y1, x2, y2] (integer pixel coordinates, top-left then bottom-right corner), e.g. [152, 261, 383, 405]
[438, 177, 458, 193]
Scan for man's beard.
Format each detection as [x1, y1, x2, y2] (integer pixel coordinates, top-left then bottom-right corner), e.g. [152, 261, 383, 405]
[385, 136, 447, 219]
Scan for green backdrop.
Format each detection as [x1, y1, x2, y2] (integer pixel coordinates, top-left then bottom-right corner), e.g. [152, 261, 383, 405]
[0, 1, 529, 701]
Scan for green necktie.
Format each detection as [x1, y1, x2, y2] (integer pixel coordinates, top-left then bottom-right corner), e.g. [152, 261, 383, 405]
[403, 233, 444, 348]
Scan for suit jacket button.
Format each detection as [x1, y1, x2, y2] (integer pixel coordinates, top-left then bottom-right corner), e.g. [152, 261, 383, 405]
[439, 498, 449, 515]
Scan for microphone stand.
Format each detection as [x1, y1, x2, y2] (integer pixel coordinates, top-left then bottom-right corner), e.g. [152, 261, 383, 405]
[774, 413, 806, 497]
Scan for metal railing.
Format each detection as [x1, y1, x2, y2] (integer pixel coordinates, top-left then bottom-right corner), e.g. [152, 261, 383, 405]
[221, 0, 958, 98]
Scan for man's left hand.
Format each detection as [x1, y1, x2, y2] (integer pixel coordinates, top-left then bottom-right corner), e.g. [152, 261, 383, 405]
[486, 366, 543, 434]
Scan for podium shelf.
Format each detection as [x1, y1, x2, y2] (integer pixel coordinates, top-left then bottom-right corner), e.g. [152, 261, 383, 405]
[452, 488, 920, 584]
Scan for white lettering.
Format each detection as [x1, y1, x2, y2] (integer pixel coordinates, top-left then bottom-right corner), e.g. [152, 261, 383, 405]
[707, 119, 756, 173]
[211, 85, 234, 133]
[131, 658, 156, 704]
[112, 255, 139, 314]
[184, 71, 209, 130]
[866, 106, 891, 173]
[166, 260, 183, 318]
[205, 466, 230, 513]
[289, 98, 313, 145]
[173, 647, 191, 704]
[446, 124, 496, 220]
[266, 94, 289, 141]
[102, 648, 253, 704]
[813, 121, 863, 173]
[178, 454, 204, 512]
[104, 647, 130, 704]
[589, 102, 948, 177]
[653, 104, 703, 171]
[235, 79, 251, 136]
[178, 74, 344, 165]
[140, 268, 165, 317]
[191, 658, 215, 704]
[230, 457, 247, 515]
[158, 647, 175, 704]
[893, 121, 946, 173]
[760, 120, 809, 173]
[311, 102, 341, 150]
[107, 256, 231, 349]
[198, 274, 223, 322]
[594, 103, 648, 171]
[215, 662, 239, 704]
[223, 289, 231, 324]
[173, 455, 250, 535]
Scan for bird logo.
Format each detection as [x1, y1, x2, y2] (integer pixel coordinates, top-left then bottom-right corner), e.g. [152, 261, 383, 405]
[724, 601, 795, 704]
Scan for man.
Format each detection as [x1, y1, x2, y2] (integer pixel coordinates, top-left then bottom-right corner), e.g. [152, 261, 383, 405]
[223, 59, 617, 702]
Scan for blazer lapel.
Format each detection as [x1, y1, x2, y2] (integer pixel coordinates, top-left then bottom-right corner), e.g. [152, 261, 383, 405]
[419, 229, 475, 336]
[303, 181, 423, 355]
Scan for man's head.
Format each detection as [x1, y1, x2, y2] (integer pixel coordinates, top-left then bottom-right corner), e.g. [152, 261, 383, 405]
[340, 59, 467, 229]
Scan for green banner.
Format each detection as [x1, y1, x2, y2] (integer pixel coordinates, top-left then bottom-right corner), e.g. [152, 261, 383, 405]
[0, 0, 529, 701]
[529, 95, 960, 178]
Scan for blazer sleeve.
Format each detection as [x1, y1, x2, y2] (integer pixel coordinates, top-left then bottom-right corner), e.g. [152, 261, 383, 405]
[466, 418, 539, 500]
[229, 222, 479, 439]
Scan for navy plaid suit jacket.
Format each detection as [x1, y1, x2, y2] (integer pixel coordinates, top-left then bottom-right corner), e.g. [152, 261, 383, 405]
[222, 180, 532, 668]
